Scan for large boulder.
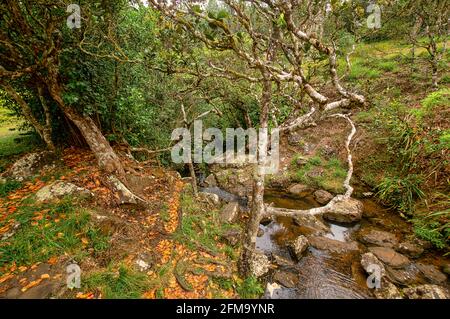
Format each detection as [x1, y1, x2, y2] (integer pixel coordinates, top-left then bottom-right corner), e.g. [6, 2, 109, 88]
[323, 198, 363, 223]
[219, 202, 240, 223]
[287, 235, 309, 260]
[313, 190, 333, 205]
[368, 247, 410, 269]
[308, 236, 359, 254]
[35, 181, 93, 203]
[4, 151, 56, 181]
[403, 284, 449, 299]
[212, 168, 253, 198]
[357, 228, 399, 248]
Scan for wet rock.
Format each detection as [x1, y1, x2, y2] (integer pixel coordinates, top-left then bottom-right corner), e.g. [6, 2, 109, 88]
[273, 271, 299, 288]
[249, 252, 271, 278]
[323, 198, 363, 223]
[293, 214, 329, 235]
[212, 168, 253, 197]
[308, 236, 359, 254]
[4, 151, 56, 181]
[288, 184, 313, 196]
[220, 202, 240, 223]
[35, 181, 93, 203]
[358, 228, 399, 248]
[416, 263, 447, 284]
[198, 192, 220, 205]
[221, 229, 241, 247]
[204, 174, 217, 187]
[260, 216, 273, 226]
[395, 241, 424, 258]
[257, 228, 264, 237]
[386, 264, 423, 286]
[373, 278, 403, 299]
[361, 252, 386, 277]
[313, 190, 333, 205]
[368, 247, 410, 269]
[403, 284, 449, 299]
[272, 254, 295, 267]
[287, 235, 309, 260]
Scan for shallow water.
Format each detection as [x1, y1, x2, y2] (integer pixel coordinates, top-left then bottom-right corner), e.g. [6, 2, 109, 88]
[261, 190, 372, 299]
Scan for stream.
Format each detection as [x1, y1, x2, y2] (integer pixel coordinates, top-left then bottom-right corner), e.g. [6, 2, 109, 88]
[200, 186, 450, 299]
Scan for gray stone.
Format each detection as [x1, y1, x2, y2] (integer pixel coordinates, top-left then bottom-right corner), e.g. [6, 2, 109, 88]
[323, 198, 363, 223]
[198, 192, 220, 205]
[4, 151, 56, 181]
[416, 263, 447, 284]
[249, 252, 271, 278]
[313, 190, 333, 205]
[308, 236, 359, 254]
[358, 228, 399, 248]
[287, 235, 309, 260]
[220, 202, 240, 223]
[35, 181, 93, 203]
[368, 247, 410, 269]
[403, 284, 449, 299]
[395, 241, 424, 258]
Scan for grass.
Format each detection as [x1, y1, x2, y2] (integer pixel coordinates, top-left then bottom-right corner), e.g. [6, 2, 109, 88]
[236, 276, 264, 299]
[292, 155, 347, 193]
[82, 264, 150, 299]
[0, 199, 110, 273]
[0, 179, 22, 197]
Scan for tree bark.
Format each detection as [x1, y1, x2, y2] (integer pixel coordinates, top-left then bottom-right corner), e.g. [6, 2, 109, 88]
[44, 73, 126, 179]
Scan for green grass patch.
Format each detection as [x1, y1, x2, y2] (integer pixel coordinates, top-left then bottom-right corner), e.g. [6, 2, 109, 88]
[236, 276, 264, 299]
[0, 200, 110, 272]
[0, 179, 22, 197]
[292, 155, 347, 193]
[82, 264, 150, 299]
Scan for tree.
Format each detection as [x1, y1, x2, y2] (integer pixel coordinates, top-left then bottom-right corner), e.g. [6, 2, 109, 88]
[0, 0, 125, 178]
[150, 0, 365, 274]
